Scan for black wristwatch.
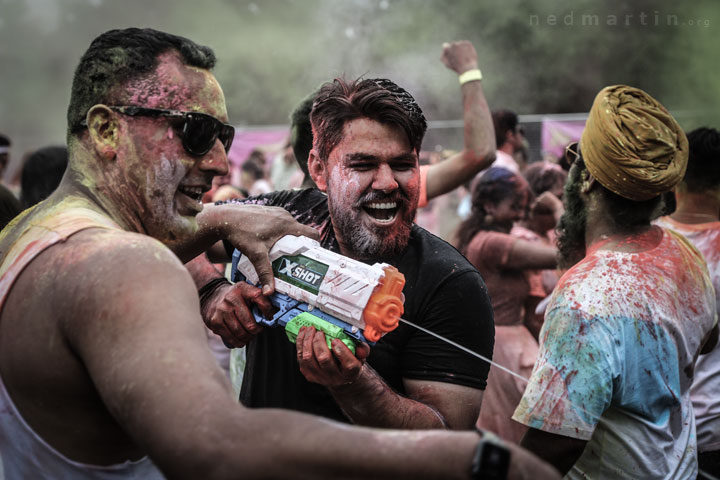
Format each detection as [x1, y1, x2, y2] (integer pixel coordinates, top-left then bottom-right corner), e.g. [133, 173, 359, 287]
[470, 429, 510, 480]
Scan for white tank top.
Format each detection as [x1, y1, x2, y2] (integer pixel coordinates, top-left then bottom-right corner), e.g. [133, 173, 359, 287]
[0, 206, 165, 479]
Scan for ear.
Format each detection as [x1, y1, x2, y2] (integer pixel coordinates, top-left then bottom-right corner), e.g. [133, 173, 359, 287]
[86, 105, 119, 161]
[581, 170, 598, 194]
[504, 129, 515, 143]
[308, 149, 328, 192]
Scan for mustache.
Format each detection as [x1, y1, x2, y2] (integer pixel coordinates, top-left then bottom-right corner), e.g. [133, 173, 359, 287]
[354, 190, 408, 208]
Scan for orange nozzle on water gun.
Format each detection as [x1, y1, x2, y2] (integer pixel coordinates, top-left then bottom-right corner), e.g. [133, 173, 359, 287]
[362, 266, 405, 342]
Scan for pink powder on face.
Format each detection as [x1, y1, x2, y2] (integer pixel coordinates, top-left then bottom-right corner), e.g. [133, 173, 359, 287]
[105, 53, 229, 241]
[323, 118, 419, 256]
[122, 52, 228, 119]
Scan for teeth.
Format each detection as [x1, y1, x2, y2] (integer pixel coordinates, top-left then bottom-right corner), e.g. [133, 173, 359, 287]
[180, 186, 204, 202]
[374, 212, 397, 224]
[366, 202, 397, 209]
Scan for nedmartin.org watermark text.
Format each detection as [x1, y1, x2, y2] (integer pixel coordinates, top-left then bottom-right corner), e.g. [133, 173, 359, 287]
[530, 11, 710, 28]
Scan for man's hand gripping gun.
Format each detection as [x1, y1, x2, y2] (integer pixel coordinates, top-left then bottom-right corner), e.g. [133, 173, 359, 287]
[231, 235, 405, 353]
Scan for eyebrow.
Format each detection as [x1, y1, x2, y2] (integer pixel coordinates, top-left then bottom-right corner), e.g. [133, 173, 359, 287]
[343, 152, 418, 163]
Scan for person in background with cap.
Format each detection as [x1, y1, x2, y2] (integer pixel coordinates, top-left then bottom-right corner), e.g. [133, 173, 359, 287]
[512, 85, 718, 478]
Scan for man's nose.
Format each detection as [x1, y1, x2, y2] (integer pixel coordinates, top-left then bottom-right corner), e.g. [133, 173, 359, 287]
[199, 140, 230, 177]
[372, 164, 398, 193]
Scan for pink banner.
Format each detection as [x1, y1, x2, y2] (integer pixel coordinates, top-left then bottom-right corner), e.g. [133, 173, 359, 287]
[227, 128, 290, 169]
[541, 119, 586, 161]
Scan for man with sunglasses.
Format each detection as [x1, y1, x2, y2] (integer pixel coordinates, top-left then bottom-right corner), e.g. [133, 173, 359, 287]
[0, 27, 559, 480]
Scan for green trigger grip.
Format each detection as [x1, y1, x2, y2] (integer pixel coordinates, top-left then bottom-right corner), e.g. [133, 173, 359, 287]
[285, 312, 357, 355]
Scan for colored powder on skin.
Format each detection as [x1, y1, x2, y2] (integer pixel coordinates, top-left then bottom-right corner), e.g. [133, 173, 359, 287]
[533, 228, 713, 424]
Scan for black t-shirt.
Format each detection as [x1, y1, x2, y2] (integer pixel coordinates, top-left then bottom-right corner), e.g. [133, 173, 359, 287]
[230, 189, 494, 422]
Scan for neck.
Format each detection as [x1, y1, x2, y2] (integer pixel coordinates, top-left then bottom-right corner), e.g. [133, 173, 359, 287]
[61, 146, 143, 234]
[584, 193, 652, 252]
[671, 190, 720, 224]
[498, 143, 514, 156]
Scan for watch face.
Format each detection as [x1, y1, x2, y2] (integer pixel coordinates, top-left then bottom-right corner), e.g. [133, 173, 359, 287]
[472, 440, 510, 480]
[483, 443, 510, 478]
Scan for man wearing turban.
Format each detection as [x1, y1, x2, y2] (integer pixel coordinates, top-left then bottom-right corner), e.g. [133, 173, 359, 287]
[511, 85, 718, 478]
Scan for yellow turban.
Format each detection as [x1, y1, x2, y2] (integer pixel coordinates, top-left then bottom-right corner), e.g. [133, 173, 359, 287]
[580, 85, 688, 201]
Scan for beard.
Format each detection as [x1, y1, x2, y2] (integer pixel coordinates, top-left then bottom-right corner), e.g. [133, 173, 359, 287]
[556, 164, 588, 269]
[327, 187, 416, 262]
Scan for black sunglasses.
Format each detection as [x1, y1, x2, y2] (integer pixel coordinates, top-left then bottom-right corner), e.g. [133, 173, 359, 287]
[101, 106, 235, 156]
[565, 141, 581, 164]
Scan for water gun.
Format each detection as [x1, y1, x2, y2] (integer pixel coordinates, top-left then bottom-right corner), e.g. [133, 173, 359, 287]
[231, 235, 405, 354]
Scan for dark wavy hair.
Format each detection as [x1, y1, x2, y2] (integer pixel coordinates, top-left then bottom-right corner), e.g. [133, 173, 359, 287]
[310, 77, 427, 162]
[682, 127, 720, 192]
[455, 167, 526, 254]
[556, 159, 588, 269]
[67, 28, 216, 137]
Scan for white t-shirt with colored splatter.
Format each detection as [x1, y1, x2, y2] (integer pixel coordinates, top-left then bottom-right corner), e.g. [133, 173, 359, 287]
[655, 216, 720, 453]
[513, 227, 716, 479]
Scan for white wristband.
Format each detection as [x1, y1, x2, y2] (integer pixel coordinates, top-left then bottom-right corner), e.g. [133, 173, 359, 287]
[459, 69, 482, 85]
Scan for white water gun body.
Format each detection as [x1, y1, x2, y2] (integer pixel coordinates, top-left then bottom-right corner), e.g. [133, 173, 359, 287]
[231, 235, 405, 352]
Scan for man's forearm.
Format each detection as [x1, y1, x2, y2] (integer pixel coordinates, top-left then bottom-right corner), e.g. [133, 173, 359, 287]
[426, 41, 497, 200]
[328, 364, 447, 429]
[461, 79, 495, 167]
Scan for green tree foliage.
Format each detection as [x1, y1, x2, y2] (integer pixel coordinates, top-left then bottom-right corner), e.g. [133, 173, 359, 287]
[0, 0, 717, 178]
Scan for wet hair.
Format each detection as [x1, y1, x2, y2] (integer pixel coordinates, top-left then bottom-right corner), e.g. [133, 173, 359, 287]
[20, 146, 68, 209]
[67, 28, 216, 137]
[557, 157, 663, 268]
[682, 127, 720, 192]
[455, 167, 526, 254]
[289, 89, 318, 181]
[0, 183, 21, 230]
[523, 162, 568, 197]
[492, 110, 519, 148]
[310, 77, 427, 163]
